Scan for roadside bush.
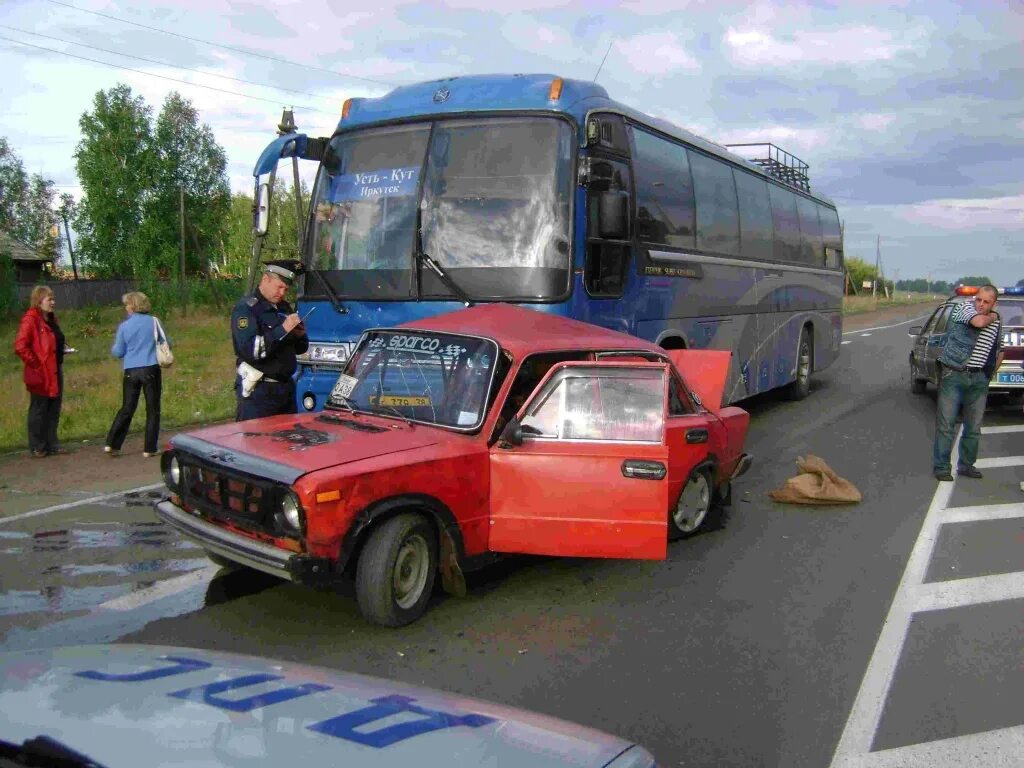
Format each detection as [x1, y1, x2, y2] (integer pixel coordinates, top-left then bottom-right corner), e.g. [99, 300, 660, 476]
[0, 253, 17, 317]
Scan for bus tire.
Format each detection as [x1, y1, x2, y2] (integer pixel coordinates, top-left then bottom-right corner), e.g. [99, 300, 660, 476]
[786, 327, 813, 400]
[669, 468, 714, 540]
[356, 513, 437, 627]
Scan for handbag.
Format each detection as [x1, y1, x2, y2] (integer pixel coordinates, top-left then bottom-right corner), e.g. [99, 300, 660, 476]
[153, 316, 174, 368]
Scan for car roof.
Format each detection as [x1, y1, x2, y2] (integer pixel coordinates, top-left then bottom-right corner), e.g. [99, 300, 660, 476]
[396, 304, 665, 359]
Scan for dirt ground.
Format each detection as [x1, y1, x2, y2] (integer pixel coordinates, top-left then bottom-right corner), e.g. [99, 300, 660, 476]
[0, 303, 937, 518]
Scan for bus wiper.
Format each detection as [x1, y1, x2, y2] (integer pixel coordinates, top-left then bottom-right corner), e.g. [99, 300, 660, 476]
[416, 250, 473, 307]
[305, 265, 348, 314]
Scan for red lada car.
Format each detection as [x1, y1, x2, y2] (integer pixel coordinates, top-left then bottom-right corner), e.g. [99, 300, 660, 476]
[156, 306, 751, 626]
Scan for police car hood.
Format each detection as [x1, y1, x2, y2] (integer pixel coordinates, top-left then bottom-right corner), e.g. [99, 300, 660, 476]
[170, 413, 450, 484]
[0, 645, 648, 768]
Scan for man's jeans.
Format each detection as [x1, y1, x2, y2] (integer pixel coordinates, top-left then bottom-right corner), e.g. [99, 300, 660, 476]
[933, 368, 989, 473]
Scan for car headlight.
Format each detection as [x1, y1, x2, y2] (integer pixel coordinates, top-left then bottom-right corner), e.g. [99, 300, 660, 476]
[162, 453, 181, 492]
[277, 491, 304, 535]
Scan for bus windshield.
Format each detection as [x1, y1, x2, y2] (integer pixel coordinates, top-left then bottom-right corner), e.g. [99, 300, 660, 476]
[307, 116, 573, 301]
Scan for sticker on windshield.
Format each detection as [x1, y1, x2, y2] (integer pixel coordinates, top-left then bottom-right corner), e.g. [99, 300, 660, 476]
[331, 374, 358, 400]
[329, 167, 419, 202]
[378, 395, 432, 407]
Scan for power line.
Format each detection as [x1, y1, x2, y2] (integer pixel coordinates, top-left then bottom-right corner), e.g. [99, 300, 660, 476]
[0, 35, 339, 115]
[44, 0, 396, 88]
[1, 24, 341, 106]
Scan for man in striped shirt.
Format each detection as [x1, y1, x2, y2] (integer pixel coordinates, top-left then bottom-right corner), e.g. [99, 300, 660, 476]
[932, 285, 1004, 481]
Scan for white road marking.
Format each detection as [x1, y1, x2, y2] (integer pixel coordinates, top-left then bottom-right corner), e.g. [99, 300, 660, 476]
[846, 725, 1024, 768]
[975, 456, 1024, 468]
[0, 483, 166, 525]
[842, 340, 853, 345]
[982, 425, 1024, 435]
[842, 314, 932, 336]
[830, 432, 1024, 767]
[97, 565, 219, 611]
[860, 333, 872, 337]
[829, 460, 955, 767]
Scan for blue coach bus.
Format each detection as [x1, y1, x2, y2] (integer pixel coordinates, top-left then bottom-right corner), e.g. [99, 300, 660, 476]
[251, 73, 844, 412]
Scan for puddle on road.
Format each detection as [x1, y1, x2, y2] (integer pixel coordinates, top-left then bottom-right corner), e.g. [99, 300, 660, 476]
[0, 521, 194, 554]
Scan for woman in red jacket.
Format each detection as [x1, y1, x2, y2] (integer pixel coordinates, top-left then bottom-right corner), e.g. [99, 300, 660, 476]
[13, 285, 66, 458]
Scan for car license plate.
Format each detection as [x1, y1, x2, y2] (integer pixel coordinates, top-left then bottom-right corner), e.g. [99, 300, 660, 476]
[997, 372, 1024, 384]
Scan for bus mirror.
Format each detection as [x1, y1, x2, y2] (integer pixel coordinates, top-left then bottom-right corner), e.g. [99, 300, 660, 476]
[255, 182, 271, 235]
[598, 191, 629, 239]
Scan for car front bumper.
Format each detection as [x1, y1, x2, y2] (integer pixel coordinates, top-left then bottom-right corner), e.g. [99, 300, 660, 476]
[155, 500, 335, 585]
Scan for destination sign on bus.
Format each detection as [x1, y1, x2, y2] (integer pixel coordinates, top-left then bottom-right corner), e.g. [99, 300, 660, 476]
[329, 166, 419, 202]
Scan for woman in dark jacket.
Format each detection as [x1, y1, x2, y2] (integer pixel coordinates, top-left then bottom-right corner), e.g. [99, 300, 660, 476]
[13, 285, 66, 458]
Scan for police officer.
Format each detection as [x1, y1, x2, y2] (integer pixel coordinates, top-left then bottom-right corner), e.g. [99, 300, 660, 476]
[232, 260, 309, 421]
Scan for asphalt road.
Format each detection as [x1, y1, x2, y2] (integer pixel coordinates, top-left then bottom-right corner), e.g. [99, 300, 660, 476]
[2, 310, 1022, 767]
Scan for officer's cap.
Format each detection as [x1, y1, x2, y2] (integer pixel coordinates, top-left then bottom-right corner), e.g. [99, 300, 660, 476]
[262, 259, 303, 285]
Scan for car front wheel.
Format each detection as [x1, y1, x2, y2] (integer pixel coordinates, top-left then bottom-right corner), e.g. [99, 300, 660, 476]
[356, 513, 437, 627]
[669, 469, 713, 540]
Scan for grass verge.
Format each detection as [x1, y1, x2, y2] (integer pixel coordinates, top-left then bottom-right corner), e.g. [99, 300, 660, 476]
[1, 305, 235, 453]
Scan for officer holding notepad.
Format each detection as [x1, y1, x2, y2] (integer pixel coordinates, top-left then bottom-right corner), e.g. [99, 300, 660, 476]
[231, 260, 309, 421]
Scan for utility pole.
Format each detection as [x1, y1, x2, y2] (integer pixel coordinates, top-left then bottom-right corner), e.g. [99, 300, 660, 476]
[59, 209, 78, 280]
[873, 235, 881, 299]
[179, 185, 188, 317]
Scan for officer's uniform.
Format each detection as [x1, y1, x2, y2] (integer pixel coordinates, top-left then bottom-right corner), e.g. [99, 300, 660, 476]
[232, 261, 309, 421]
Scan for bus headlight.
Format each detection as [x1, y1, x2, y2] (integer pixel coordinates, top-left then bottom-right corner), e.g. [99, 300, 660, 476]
[277, 491, 304, 535]
[297, 343, 351, 367]
[162, 453, 182, 492]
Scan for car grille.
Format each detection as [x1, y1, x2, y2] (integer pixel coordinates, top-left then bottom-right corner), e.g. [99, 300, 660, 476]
[178, 454, 282, 535]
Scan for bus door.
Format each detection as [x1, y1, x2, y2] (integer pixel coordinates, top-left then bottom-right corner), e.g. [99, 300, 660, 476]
[581, 138, 626, 325]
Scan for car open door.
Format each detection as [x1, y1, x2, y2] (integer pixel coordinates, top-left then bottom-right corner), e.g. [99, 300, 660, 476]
[489, 362, 670, 560]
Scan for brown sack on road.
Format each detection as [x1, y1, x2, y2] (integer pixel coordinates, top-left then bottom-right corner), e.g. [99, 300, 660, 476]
[769, 455, 862, 505]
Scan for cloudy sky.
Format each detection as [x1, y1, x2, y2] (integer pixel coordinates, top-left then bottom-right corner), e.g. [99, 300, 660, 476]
[2, 0, 1021, 285]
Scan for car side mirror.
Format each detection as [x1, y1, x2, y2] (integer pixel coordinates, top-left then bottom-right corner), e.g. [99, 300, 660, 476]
[499, 417, 523, 447]
[908, 325, 922, 336]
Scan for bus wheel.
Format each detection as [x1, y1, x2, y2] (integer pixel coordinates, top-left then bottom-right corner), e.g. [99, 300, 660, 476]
[669, 468, 713, 540]
[787, 328, 813, 400]
[356, 513, 437, 627]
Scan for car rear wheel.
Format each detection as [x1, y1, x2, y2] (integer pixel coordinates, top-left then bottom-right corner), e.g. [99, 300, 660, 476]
[356, 513, 437, 627]
[669, 468, 713, 540]
[786, 328, 813, 400]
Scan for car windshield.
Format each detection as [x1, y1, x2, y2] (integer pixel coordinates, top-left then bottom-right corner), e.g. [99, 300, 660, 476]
[326, 330, 500, 429]
[305, 116, 574, 301]
[1000, 301, 1024, 327]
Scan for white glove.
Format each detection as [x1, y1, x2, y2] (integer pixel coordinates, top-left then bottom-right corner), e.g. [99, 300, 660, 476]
[237, 361, 264, 398]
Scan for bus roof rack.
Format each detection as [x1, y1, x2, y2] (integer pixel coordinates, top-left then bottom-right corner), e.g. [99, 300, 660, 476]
[725, 142, 811, 192]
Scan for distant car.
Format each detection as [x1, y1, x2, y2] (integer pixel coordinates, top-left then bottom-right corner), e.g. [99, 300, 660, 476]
[908, 285, 1024, 398]
[0, 644, 658, 767]
[156, 305, 751, 627]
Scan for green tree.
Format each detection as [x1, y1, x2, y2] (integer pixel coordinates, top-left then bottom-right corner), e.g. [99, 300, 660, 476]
[145, 92, 230, 277]
[844, 256, 877, 292]
[221, 190, 255, 277]
[0, 138, 58, 259]
[953, 275, 992, 287]
[74, 84, 154, 277]
[0, 137, 28, 235]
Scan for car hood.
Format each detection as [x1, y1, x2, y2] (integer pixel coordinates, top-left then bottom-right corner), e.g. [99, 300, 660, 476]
[0, 645, 648, 768]
[170, 413, 447, 485]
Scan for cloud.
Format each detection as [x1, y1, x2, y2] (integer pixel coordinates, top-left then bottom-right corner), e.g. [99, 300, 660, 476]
[858, 113, 896, 132]
[613, 32, 700, 75]
[724, 24, 922, 67]
[897, 195, 1024, 230]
